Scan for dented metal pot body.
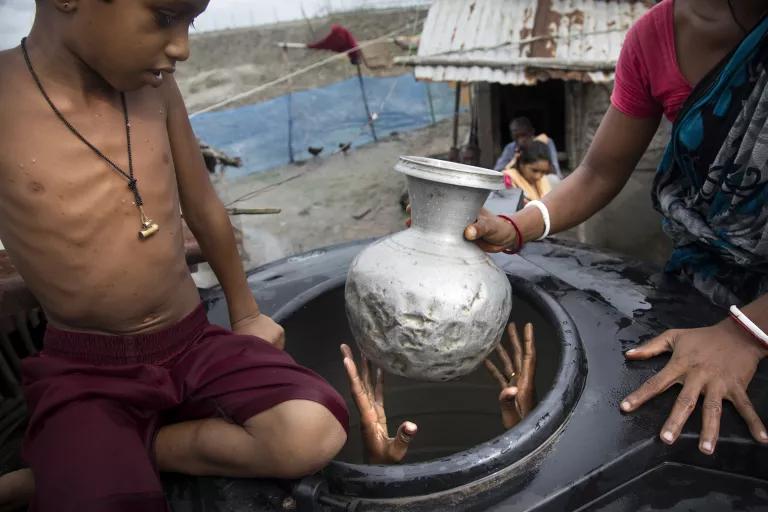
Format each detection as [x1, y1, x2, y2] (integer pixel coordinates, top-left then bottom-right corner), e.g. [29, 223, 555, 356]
[345, 157, 511, 381]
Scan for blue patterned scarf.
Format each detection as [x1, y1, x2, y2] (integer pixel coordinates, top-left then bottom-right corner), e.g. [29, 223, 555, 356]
[654, 16, 768, 307]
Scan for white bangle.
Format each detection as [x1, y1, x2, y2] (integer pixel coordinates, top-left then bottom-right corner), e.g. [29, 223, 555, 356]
[525, 200, 551, 240]
[729, 305, 768, 348]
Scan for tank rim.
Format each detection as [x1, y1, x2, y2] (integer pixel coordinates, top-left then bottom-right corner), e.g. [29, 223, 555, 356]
[276, 274, 587, 499]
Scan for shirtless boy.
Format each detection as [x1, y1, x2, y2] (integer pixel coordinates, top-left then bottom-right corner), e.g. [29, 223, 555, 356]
[0, 1, 348, 510]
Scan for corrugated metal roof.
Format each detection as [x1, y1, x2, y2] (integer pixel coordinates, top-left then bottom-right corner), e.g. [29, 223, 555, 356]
[398, 0, 653, 84]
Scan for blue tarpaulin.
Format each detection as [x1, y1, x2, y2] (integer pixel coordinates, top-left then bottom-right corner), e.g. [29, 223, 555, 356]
[191, 74, 457, 178]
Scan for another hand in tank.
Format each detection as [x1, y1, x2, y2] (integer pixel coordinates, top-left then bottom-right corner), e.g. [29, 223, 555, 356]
[340, 344, 417, 464]
[484, 322, 537, 428]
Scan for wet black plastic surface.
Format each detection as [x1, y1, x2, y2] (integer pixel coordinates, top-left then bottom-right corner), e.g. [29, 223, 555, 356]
[577, 462, 768, 511]
[279, 274, 586, 501]
[93, 239, 768, 510]
[180, 238, 768, 511]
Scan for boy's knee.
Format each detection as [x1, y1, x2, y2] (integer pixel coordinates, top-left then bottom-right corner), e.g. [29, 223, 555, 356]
[283, 414, 347, 478]
[245, 400, 347, 479]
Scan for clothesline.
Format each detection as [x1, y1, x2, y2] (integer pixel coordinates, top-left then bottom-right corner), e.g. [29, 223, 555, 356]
[189, 20, 425, 118]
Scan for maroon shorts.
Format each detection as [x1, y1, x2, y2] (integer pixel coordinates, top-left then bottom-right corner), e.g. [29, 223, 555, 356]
[20, 304, 348, 512]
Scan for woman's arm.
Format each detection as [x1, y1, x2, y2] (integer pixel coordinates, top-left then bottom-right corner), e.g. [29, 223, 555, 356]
[466, 107, 662, 248]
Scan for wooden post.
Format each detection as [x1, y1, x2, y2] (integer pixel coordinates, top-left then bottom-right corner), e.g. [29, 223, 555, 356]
[425, 82, 437, 124]
[476, 82, 500, 169]
[280, 46, 295, 163]
[356, 63, 378, 142]
[449, 82, 462, 161]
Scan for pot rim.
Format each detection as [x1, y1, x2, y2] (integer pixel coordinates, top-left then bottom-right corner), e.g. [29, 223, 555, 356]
[396, 156, 505, 190]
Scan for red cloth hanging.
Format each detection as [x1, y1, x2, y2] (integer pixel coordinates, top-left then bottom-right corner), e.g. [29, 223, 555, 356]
[307, 24, 362, 65]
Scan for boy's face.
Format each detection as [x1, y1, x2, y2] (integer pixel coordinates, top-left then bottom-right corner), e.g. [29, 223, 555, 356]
[61, 0, 209, 91]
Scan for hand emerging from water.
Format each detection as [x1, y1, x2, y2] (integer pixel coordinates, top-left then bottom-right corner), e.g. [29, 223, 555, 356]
[232, 313, 286, 350]
[340, 344, 417, 464]
[484, 323, 537, 428]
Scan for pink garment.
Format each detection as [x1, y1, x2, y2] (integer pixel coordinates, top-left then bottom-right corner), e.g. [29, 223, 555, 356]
[307, 24, 362, 65]
[611, 0, 692, 122]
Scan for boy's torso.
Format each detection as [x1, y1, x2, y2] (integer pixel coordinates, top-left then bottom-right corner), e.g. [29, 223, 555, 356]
[0, 48, 200, 335]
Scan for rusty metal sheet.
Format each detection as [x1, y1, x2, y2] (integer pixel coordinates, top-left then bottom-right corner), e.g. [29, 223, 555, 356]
[404, 0, 653, 84]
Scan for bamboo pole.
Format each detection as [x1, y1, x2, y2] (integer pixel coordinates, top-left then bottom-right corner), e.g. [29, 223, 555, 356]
[226, 208, 282, 215]
[450, 82, 462, 161]
[356, 63, 378, 142]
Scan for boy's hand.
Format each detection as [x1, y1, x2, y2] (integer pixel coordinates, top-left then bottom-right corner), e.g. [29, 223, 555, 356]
[232, 313, 286, 350]
[484, 322, 537, 429]
[340, 344, 417, 464]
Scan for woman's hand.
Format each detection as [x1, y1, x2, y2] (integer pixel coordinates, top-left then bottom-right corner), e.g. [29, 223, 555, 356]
[621, 319, 768, 454]
[484, 323, 537, 428]
[232, 313, 285, 350]
[464, 208, 519, 253]
[405, 205, 517, 253]
[340, 344, 417, 464]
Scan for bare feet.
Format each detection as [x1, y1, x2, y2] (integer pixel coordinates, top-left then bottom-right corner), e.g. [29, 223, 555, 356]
[0, 468, 34, 512]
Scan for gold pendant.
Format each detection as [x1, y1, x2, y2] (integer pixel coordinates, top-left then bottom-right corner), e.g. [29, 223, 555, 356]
[137, 205, 159, 240]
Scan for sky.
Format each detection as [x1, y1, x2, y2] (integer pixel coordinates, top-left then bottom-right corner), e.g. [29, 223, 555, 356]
[0, 0, 430, 50]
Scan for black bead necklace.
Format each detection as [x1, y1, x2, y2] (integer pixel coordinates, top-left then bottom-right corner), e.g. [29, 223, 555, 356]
[20, 38, 159, 240]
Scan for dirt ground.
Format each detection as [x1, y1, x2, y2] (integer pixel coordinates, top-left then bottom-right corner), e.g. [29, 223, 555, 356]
[176, 8, 428, 114]
[174, 6, 470, 288]
[191, 113, 469, 287]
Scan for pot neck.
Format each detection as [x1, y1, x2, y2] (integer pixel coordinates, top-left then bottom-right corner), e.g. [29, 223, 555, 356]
[408, 175, 491, 243]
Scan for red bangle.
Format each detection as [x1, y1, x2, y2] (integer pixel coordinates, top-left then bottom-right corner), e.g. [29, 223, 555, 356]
[497, 214, 524, 254]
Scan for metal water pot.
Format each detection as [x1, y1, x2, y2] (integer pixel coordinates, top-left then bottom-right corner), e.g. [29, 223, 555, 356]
[345, 156, 512, 381]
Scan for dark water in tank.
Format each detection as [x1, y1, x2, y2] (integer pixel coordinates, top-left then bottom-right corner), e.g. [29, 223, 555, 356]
[280, 282, 562, 464]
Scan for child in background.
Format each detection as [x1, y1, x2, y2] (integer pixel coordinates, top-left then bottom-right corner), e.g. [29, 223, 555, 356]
[502, 140, 553, 202]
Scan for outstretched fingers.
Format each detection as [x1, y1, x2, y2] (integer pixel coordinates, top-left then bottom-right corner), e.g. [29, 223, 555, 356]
[729, 387, 768, 444]
[522, 323, 536, 377]
[625, 330, 677, 360]
[508, 322, 524, 376]
[699, 385, 723, 454]
[658, 378, 703, 445]
[340, 343, 354, 361]
[499, 386, 521, 429]
[495, 338, 516, 379]
[516, 323, 537, 416]
[341, 344, 377, 424]
[360, 352, 372, 395]
[373, 368, 387, 426]
[484, 358, 508, 389]
[621, 363, 682, 413]
[387, 421, 418, 463]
